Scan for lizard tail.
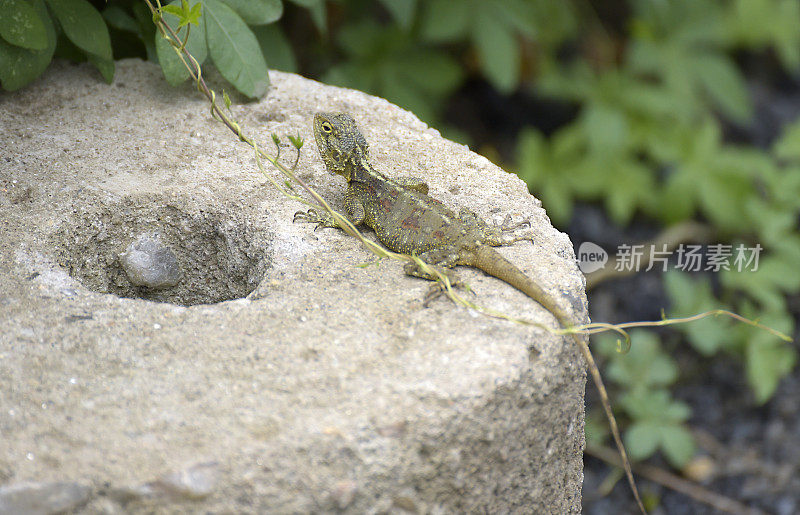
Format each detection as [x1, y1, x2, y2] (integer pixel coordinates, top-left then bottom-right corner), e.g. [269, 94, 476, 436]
[472, 245, 574, 327]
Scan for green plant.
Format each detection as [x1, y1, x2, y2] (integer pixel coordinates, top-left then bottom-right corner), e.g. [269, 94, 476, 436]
[419, 0, 575, 93]
[0, 0, 105, 90]
[595, 331, 695, 468]
[515, 0, 799, 407]
[322, 18, 462, 124]
[0, 0, 318, 95]
[320, 0, 576, 128]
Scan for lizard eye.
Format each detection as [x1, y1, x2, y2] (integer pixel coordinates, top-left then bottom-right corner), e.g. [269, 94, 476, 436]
[320, 121, 333, 133]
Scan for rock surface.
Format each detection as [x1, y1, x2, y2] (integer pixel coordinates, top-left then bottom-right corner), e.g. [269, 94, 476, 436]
[0, 60, 586, 513]
[0, 481, 91, 514]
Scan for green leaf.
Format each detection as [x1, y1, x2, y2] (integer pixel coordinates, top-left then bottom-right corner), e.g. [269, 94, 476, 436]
[326, 20, 461, 124]
[603, 159, 653, 225]
[472, 7, 519, 93]
[605, 331, 678, 389]
[161, 4, 185, 18]
[252, 23, 296, 72]
[45, 0, 112, 60]
[161, 0, 202, 27]
[420, 0, 469, 42]
[727, 0, 800, 70]
[336, 20, 385, 59]
[380, 69, 435, 123]
[659, 425, 696, 468]
[161, 0, 202, 28]
[621, 389, 691, 423]
[495, 0, 539, 39]
[690, 52, 751, 123]
[155, 0, 208, 86]
[520, 141, 558, 202]
[746, 337, 797, 404]
[658, 165, 697, 223]
[746, 198, 799, 246]
[625, 422, 661, 460]
[582, 103, 629, 155]
[762, 164, 800, 211]
[0, 0, 55, 90]
[722, 244, 800, 311]
[539, 179, 573, 225]
[288, 134, 303, 149]
[762, 247, 800, 294]
[722, 269, 784, 313]
[664, 271, 729, 355]
[379, 0, 417, 29]
[773, 118, 800, 162]
[697, 167, 753, 233]
[220, 0, 282, 25]
[550, 122, 585, 163]
[203, 0, 269, 98]
[772, 0, 800, 69]
[186, 1, 203, 25]
[87, 52, 113, 83]
[625, 413, 695, 467]
[0, 0, 48, 50]
[391, 51, 462, 96]
[514, 126, 577, 225]
[102, 5, 139, 34]
[323, 61, 373, 93]
[686, 316, 731, 356]
[515, 128, 547, 185]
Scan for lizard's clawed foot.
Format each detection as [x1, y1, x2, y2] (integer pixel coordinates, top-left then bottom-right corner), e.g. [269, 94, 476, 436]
[495, 214, 531, 232]
[422, 278, 471, 307]
[293, 208, 337, 230]
[482, 215, 535, 246]
[403, 260, 468, 306]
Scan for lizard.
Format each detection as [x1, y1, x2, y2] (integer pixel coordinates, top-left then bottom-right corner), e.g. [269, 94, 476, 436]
[295, 111, 578, 323]
[294, 111, 644, 513]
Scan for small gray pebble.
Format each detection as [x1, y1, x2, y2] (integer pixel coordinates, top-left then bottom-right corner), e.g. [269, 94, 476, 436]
[119, 233, 181, 289]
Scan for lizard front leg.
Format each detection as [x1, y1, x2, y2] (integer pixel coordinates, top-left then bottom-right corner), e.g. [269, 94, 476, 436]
[457, 208, 534, 247]
[293, 188, 366, 230]
[394, 177, 429, 195]
[293, 207, 340, 229]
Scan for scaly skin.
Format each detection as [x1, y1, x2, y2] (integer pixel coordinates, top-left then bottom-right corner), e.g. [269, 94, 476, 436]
[296, 111, 578, 328]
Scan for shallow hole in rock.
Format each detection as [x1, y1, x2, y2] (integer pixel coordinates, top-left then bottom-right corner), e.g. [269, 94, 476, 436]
[53, 194, 271, 306]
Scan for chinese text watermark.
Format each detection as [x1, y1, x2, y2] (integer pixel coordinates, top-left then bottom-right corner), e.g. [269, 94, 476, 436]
[577, 243, 762, 274]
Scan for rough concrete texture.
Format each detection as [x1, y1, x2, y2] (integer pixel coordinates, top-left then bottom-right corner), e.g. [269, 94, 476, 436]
[0, 60, 586, 513]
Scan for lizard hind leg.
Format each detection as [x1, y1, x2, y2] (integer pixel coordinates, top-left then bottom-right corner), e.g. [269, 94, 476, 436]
[403, 247, 466, 306]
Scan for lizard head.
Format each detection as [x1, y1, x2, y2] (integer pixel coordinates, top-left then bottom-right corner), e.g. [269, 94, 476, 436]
[313, 112, 369, 181]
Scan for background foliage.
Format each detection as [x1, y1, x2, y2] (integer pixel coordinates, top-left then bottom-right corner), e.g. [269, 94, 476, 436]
[2, 0, 799, 501]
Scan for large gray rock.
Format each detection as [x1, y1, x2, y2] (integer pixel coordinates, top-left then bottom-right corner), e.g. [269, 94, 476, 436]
[0, 60, 586, 513]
